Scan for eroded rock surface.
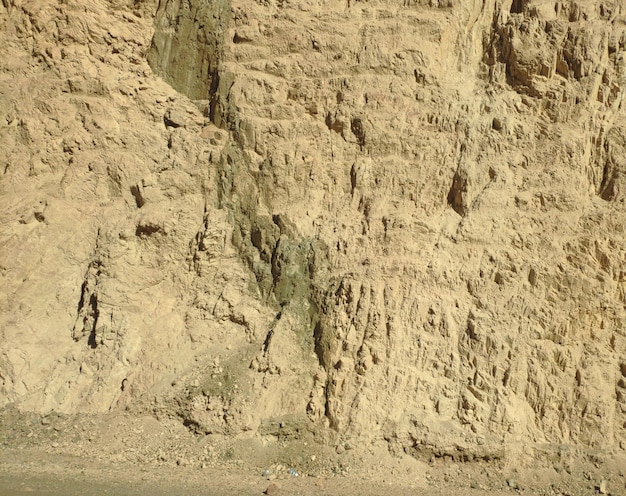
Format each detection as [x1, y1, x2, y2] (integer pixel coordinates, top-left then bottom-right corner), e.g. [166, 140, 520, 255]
[1, 0, 625, 465]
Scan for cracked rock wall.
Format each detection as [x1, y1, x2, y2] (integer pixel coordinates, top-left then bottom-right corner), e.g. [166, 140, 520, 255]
[1, 0, 625, 461]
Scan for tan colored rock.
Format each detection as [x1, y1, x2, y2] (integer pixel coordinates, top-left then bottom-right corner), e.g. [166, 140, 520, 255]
[0, 0, 625, 467]
[264, 482, 280, 495]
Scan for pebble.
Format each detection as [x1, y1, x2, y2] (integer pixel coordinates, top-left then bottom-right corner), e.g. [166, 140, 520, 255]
[506, 478, 518, 489]
[264, 482, 280, 495]
[107, 25, 121, 39]
[598, 480, 607, 494]
[335, 444, 345, 455]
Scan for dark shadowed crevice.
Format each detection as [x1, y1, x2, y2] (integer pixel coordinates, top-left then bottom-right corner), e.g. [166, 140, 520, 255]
[510, 0, 525, 13]
[599, 163, 616, 201]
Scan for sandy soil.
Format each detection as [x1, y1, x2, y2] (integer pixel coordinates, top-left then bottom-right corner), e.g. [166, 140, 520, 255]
[0, 448, 517, 496]
[1, 445, 625, 496]
[0, 409, 624, 496]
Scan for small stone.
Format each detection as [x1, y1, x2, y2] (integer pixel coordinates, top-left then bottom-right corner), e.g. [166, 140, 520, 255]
[108, 25, 121, 39]
[163, 108, 184, 128]
[264, 482, 280, 495]
[506, 478, 518, 489]
[119, 85, 135, 96]
[163, 107, 203, 128]
[335, 444, 345, 454]
[598, 480, 608, 494]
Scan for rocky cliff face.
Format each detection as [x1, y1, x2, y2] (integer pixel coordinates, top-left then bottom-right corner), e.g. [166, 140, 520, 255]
[1, 0, 625, 462]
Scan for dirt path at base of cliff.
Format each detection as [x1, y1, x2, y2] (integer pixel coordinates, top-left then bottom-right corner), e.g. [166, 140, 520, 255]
[0, 411, 624, 496]
[1, 446, 625, 496]
[0, 448, 489, 496]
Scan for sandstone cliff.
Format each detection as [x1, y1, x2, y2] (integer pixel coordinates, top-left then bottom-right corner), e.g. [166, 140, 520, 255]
[1, 0, 625, 464]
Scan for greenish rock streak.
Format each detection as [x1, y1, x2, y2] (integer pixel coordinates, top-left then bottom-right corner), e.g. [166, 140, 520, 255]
[147, 0, 230, 101]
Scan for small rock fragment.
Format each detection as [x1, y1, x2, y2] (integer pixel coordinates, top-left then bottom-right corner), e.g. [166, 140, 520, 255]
[163, 108, 186, 128]
[264, 482, 280, 495]
[598, 480, 607, 494]
[163, 106, 203, 129]
[506, 478, 518, 489]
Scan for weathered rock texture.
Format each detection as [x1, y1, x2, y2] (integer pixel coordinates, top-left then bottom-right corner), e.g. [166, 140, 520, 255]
[1, 0, 625, 462]
[147, 0, 229, 100]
